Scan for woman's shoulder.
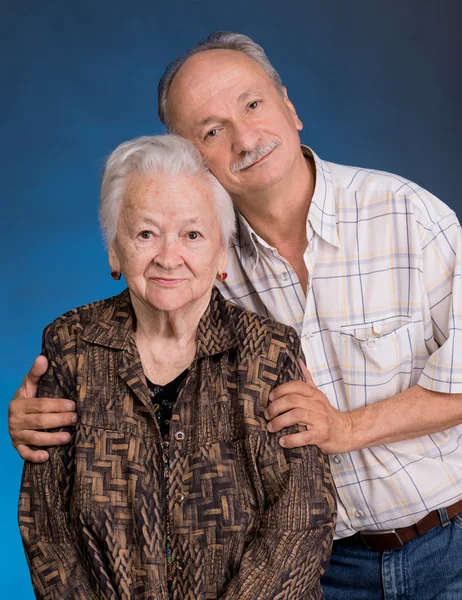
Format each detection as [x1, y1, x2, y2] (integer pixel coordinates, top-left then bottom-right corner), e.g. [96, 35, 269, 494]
[43, 289, 131, 339]
[218, 292, 300, 357]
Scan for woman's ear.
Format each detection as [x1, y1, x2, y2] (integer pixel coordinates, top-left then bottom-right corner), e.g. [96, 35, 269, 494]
[218, 243, 229, 275]
[108, 244, 121, 272]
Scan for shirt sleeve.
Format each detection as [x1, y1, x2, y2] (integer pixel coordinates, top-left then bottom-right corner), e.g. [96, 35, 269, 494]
[18, 323, 100, 600]
[220, 328, 337, 600]
[417, 210, 462, 393]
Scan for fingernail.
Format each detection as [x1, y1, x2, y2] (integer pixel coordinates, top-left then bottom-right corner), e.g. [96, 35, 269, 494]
[279, 438, 286, 447]
[269, 392, 274, 401]
[71, 414, 78, 424]
[263, 410, 269, 420]
[267, 423, 273, 432]
[67, 402, 75, 411]
[61, 433, 70, 442]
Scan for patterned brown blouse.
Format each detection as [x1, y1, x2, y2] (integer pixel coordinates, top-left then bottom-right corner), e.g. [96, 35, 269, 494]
[19, 287, 336, 600]
[147, 372, 189, 598]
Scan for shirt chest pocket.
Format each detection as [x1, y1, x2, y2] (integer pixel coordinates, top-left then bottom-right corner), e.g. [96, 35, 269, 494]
[338, 316, 414, 405]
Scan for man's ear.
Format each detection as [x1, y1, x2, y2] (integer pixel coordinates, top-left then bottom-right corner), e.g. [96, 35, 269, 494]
[282, 86, 303, 131]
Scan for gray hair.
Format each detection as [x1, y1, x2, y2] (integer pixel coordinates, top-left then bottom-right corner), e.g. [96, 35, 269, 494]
[100, 134, 236, 247]
[158, 31, 284, 133]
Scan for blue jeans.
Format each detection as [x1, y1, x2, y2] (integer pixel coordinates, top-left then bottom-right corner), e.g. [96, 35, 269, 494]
[321, 509, 462, 599]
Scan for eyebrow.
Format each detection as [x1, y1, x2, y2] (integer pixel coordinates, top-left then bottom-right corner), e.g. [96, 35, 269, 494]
[196, 115, 218, 131]
[138, 216, 203, 227]
[138, 216, 160, 227]
[181, 217, 202, 226]
[237, 91, 253, 103]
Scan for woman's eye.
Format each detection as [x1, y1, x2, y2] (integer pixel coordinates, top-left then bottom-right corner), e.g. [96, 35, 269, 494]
[187, 231, 200, 240]
[139, 231, 152, 239]
[205, 129, 218, 139]
[248, 101, 260, 110]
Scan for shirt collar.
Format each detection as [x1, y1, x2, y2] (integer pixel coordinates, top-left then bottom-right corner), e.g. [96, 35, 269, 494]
[304, 146, 340, 248]
[235, 145, 340, 270]
[80, 287, 239, 359]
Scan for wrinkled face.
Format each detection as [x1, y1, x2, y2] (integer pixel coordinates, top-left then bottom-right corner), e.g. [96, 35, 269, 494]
[167, 49, 303, 198]
[110, 171, 227, 315]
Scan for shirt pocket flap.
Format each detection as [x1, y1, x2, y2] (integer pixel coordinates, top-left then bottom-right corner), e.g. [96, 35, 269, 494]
[340, 315, 412, 342]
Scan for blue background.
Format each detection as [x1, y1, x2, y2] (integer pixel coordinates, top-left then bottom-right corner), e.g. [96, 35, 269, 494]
[2, 0, 461, 596]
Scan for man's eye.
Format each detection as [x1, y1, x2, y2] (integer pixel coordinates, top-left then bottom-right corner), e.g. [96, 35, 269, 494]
[205, 129, 218, 139]
[248, 101, 260, 110]
[139, 231, 152, 239]
[187, 231, 200, 240]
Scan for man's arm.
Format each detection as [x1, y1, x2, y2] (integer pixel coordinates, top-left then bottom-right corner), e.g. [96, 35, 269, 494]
[268, 203, 462, 453]
[266, 369, 462, 453]
[9, 356, 77, 462]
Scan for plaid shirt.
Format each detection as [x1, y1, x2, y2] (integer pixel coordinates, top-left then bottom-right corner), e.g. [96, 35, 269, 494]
[219, 146, 462, 538]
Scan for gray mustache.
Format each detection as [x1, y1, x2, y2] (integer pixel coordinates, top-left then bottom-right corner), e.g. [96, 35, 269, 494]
[230, 139, 281, 173]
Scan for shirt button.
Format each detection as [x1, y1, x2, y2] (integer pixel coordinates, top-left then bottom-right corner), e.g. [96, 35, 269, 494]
[373, 322, 383, 335]
[306, 332, 314, 342]
[175, 431, 185, 441]
[175, 493, 185, 504]
[366, 338, 376, 347]
[280, 272, 289, 281]
[333, 455, 343, 464]
[355, 509, 365, 519]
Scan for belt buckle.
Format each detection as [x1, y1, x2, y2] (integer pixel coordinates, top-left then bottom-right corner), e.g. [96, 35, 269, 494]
[359, 529, 404, 551]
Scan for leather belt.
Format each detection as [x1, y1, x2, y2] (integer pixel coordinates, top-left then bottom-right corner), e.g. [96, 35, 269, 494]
[352, 499, 462, 552]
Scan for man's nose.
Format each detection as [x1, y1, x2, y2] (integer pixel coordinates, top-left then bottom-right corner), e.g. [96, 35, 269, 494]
[231, 121, 261, 155]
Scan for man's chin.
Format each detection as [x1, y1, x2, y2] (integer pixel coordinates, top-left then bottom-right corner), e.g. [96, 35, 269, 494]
[238, 171, 283, 194]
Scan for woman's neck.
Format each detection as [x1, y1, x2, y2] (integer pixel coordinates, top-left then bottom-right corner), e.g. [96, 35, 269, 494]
[130, 291, 210, 385]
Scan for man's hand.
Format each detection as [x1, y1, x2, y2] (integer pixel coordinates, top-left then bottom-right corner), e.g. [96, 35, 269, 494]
[8, 356, 77, 463]
[265, 361, 354, 454]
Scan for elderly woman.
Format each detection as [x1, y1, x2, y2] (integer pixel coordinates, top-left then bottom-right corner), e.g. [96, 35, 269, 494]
[19, 135, 336, 600]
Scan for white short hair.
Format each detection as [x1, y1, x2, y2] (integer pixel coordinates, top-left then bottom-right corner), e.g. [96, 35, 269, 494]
[158, 31, 284, 133]
[100, 134, 236, 247]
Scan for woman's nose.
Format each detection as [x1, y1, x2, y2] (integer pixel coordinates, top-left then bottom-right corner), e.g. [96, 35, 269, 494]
[154, 238, 183, 270]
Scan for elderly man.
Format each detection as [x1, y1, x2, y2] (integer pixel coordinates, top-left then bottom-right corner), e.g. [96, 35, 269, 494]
[10, 32, 462, 599]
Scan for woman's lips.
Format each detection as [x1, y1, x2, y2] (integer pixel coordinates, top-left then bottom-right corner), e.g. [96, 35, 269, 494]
[151, 277, 185, 286]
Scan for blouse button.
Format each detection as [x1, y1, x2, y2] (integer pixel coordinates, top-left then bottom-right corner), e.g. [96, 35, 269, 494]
[175, 431, 185, 441]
